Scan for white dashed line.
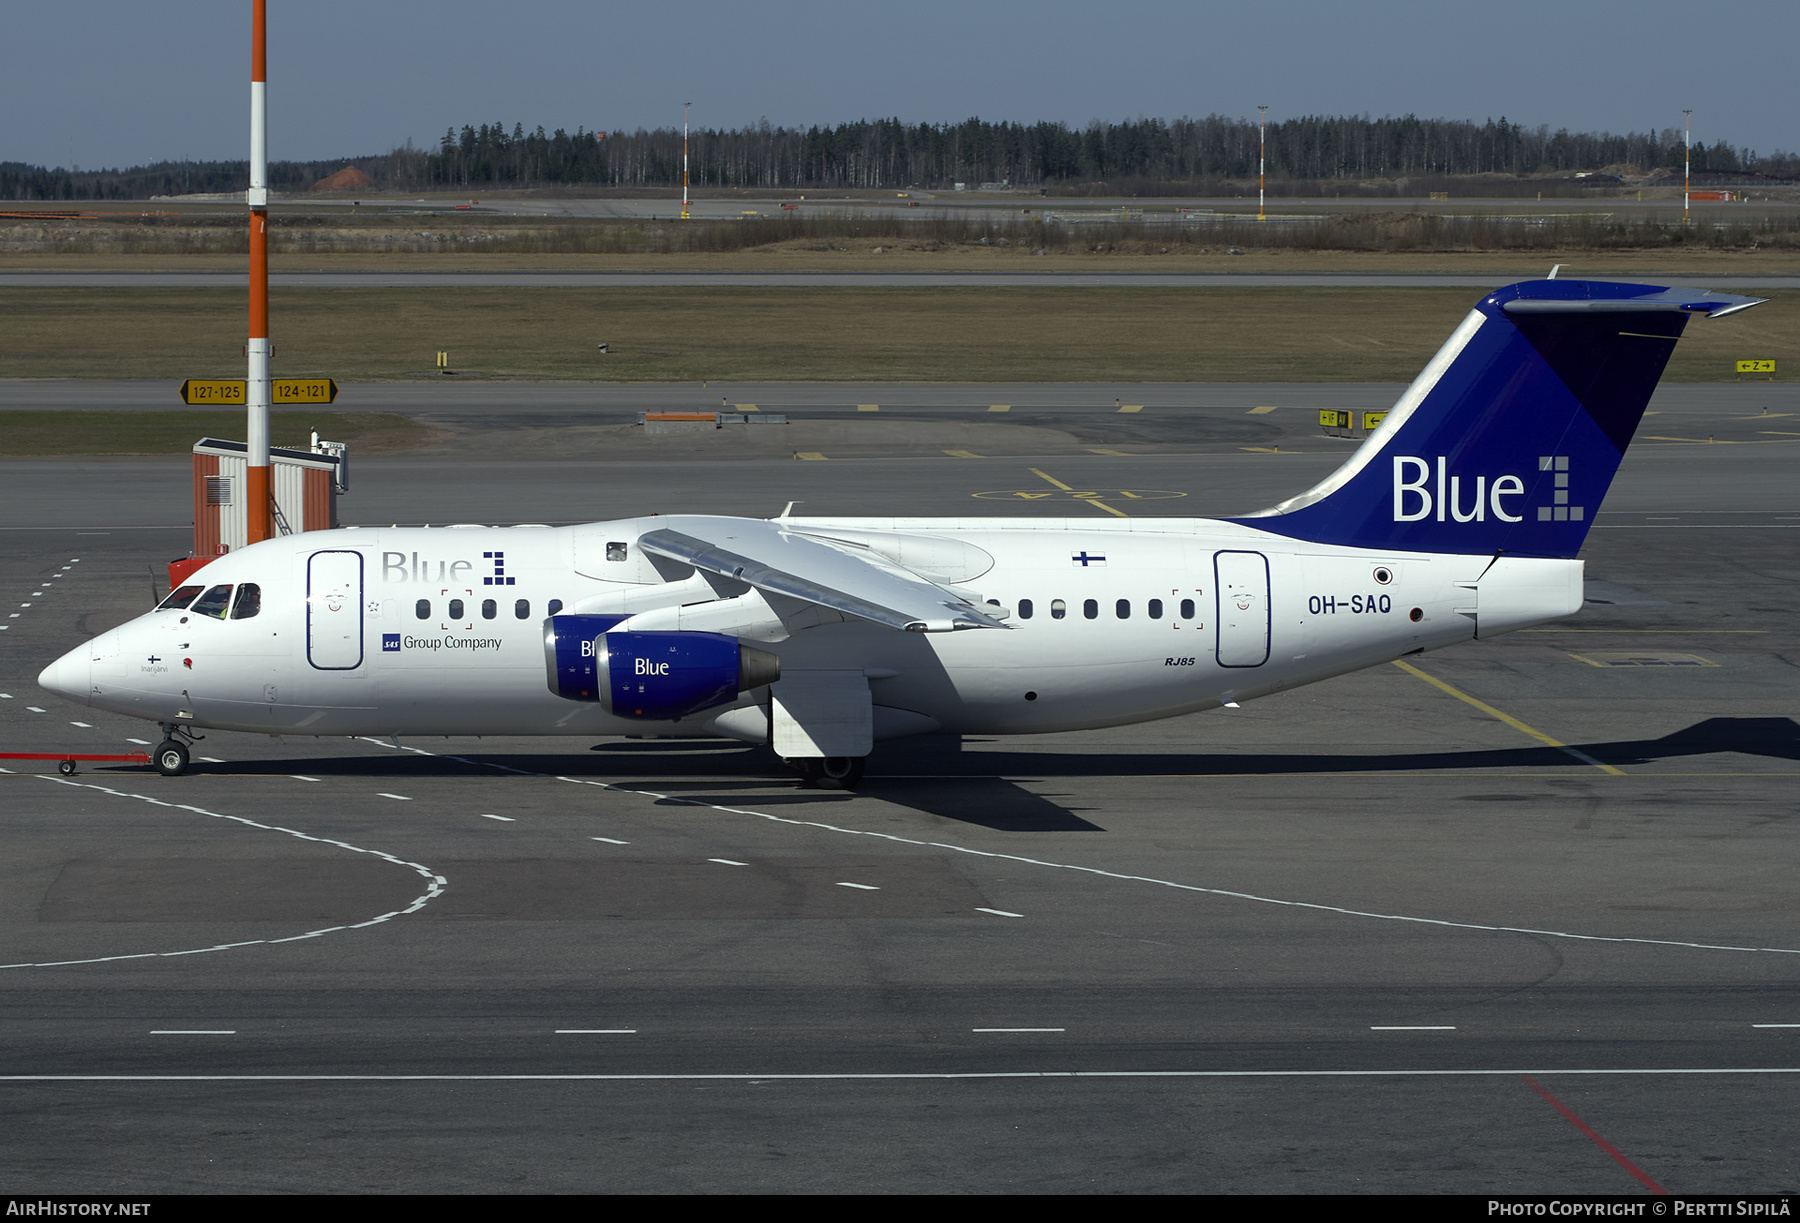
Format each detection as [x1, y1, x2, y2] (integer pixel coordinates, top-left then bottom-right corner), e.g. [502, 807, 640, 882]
[126, 738, 150, 745]
[291, 775, 319, 782]
[25, 707, 44, 714]
[150, 1030, 236, 1036]
[555, 1029, 636, 1035]
[1753, 1024, 1800, 1029]
[70, 722, 92, 728]
[590, 837, 630, 845]
[199, 756, 224, 763]
[0, 694, 10, 699]
[378, 793, 413, 801]
[973, 1028, 1064, 1033]
[836, 882, 880, 891]
[380, 738, 1800, 964]
[1371, 1026, 1457, 1031]
[479, 813, 515, 822]
[708, 858, 748, 866]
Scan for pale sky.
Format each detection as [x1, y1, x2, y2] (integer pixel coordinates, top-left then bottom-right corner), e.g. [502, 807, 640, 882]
[4, 1, 1791, 170]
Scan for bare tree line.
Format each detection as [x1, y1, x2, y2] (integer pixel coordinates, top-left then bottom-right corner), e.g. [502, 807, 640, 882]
[4, 114, 1793, 201]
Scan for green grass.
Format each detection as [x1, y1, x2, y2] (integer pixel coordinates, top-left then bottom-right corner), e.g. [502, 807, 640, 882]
[1, 287, 1792, 383]
[0, 410, 438, 456]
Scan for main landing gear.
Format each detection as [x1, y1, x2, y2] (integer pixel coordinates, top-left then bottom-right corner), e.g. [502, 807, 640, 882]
[786, 756, 866, 790]
[153, 722, 201, 777]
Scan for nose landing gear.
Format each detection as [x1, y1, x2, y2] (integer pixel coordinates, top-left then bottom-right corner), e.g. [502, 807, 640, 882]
[153, 722, 201, 777]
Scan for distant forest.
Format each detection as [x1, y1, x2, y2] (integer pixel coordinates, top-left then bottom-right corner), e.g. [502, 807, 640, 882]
[4, 114, 1795, 200]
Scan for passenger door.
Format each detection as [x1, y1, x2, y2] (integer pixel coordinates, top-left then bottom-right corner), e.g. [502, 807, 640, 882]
[1214, 550, 1270, 667]
[307, 550, 364, 670]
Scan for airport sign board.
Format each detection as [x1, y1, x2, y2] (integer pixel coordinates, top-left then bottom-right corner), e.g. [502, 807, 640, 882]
[180, 379, 339, 405]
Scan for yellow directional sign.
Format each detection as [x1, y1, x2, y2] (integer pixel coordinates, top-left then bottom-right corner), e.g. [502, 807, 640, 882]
[1318, 409, 1351, 429]
[273, 378, 338, 404]
[1363, 411, 1388, 432]
[179, 379, 338, 405]
[1737, 360, 1775, 374]
[180, 379, 245, 405]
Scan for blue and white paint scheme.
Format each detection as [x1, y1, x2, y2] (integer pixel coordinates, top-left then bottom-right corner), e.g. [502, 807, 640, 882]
[37, 279, 1761, 786]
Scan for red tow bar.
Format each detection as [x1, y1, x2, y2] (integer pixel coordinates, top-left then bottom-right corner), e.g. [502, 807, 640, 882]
[0, 752, 152, 776]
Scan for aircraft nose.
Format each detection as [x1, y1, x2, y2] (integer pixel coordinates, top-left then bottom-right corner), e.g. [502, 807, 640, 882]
[38, 642, 93, 706]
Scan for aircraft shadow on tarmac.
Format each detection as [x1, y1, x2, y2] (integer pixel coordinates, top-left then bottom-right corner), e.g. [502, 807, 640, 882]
[75, 717, 1794, 833]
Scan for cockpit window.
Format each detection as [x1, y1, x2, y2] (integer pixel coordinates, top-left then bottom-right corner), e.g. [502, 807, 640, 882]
[230, 582, 262, 620]
[158, 584, 204, 610]
[188, 584, 234, 619]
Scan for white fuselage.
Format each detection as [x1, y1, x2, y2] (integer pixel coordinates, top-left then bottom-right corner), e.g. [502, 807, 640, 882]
[42, 516, 1583, 743]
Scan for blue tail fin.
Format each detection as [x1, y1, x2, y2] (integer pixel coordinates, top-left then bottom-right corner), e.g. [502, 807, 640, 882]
[1234, 279, 1762, 557]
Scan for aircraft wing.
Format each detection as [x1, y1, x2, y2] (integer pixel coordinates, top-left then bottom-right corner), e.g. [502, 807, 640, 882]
[637, 521, 1009, 633]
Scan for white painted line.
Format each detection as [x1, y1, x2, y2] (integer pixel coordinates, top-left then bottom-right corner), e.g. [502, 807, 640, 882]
[378, 793, 413, 801]
[973, 1028, 1065, 1033]
[7, 614, 17, 618]
[70, 722, 91, 728]
[479, 813, 515, 822]
[708, 858, 748, 866]
[1753, 1024, 1800, 1029]
[836, 882, 880, 891]
[1371, 1026, 1457, 1031]
[25, 706, 44, 713]
[14, 1067, 1800, 1083]
[291, 775, 319, 782]
[0, 693, 9, 698]
[0, 625, 10, 630]
[150, 1030, 236, 1035]
[590, 837, 629, 845]
[976, 907, 1024, 918]
[126, 738, 150, 745]
[199, 756, 224, 763]
[555, 1029, 637, 1035]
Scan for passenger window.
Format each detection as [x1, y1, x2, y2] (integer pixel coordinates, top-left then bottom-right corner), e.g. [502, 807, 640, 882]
[1018, 598, 1033, 620]
[1181, 598, 1196, 619]
[448, 598, 465, 620]
[481, 598, 497, 620]
[189, 584, 233, 619]
[1083, 598, 1098, 620]
[1050, 599, 1066, 620]
[158, 584, 204, 610]
[1115, 599, 1130, 619]
[515, 599, 530, 619]
[230, 583, 261, 620]
[548, 599, 564, 615]
[416, 599, 430, 620]
[1149, 598, 1163, 619]
[607, 542, 628, 561]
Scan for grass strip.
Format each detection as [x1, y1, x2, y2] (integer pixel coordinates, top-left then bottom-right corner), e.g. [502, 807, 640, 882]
[0, 287, 1791, 383]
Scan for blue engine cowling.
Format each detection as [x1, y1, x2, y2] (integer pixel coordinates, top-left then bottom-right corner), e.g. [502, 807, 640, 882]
[543, 617, 781, 721]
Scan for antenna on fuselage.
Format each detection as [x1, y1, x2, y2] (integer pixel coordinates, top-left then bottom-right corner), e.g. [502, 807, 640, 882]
[778, 501, 801, 521]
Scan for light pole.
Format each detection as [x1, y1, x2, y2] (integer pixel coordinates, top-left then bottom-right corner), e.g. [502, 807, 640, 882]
[1683, 109, 1692, 225]
[1257, 106, 1268, 222]
[681, 102, 691, 220]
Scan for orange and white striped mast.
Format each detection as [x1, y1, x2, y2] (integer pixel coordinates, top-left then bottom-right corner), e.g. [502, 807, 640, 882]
[245, 0, 273, 544]
[681, 101, 691, 220]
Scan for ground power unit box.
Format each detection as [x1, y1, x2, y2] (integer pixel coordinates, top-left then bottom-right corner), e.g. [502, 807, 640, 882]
[189, 435, 347, 559]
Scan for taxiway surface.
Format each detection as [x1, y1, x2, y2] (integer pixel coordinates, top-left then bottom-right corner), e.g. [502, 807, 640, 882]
[0, 385, 1796, 1193]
